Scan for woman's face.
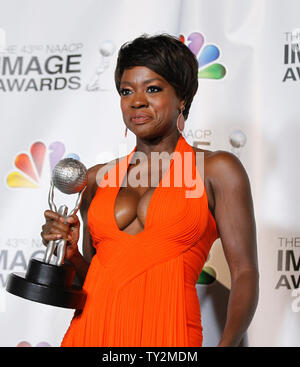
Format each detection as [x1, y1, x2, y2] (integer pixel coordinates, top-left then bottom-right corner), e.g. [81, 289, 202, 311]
[120, 66, 184, 139]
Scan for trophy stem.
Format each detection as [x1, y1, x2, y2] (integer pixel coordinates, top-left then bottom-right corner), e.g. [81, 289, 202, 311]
[69, 186, 87, 216]
[56, 205, 68, 266]
[43, 204, 68, 266]
[48, 181, 57, 212]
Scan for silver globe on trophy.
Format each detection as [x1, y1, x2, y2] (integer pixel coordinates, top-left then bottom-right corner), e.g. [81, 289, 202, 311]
[6, 158, 88, 309]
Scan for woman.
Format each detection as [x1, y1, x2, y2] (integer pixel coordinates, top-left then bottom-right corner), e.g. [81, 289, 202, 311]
[41, 34, 259, 347]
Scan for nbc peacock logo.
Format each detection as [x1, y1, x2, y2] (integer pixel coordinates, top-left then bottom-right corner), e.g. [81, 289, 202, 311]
[17, 341, 51, 347]
[180, 32, 226, 79]
[6, 141, 79, 189]
[197, 265, 217, 285]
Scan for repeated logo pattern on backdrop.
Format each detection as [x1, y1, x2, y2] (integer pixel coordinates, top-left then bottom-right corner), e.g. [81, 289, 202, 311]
[180, 32, 226, 79]
[17, 341, 51, 347]
[282, 29, 300, 82]
[6, 141, 79, 188]
[0, 43, 83, 92]
[181, 32, 226, 156]
[0, 39, 116, 93]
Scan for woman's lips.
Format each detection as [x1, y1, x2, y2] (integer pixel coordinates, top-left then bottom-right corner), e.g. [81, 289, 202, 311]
[131, 115, 152, 124]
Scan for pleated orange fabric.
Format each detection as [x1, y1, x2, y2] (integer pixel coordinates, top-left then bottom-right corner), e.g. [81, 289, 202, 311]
[61, 134, 219, 347]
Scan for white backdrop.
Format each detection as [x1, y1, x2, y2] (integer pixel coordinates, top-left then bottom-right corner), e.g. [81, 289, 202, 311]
[0, 0, 300, 347]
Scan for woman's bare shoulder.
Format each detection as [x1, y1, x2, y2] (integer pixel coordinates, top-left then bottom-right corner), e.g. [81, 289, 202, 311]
[81, 155, 127, 210]
[87, 155, 127, 186]
[193, 145, 236, 160]
[192, 146, 247, 180]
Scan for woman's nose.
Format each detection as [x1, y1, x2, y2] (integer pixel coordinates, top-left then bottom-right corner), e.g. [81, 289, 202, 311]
[131, 92, 148, 108]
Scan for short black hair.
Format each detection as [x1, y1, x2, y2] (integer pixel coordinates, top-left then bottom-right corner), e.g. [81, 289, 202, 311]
[114, 33, 198, 120]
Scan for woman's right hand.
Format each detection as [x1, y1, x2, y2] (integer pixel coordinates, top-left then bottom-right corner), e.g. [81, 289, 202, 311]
[41, 210, 81, 262]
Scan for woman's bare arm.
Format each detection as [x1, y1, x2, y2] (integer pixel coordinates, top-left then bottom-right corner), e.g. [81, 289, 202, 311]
[207, 150, 259, 347]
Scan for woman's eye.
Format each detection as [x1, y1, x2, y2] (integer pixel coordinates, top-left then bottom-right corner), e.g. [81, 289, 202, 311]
[120, 88, 132, 96]
[147, 86, 162, 93]
[120, 86, 161, 96]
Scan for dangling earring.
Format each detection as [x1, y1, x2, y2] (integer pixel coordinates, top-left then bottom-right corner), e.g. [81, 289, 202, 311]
[176, 108, 185, 133]
[124, 127, 128, 137]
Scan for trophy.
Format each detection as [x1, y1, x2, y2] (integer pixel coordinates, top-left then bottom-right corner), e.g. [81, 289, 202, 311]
[229, 130, 247, 158]
[6, 158, 88, 309]
[86, 40, 115, 91]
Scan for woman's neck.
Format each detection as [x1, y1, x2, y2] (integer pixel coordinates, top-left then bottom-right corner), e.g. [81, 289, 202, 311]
[135, 130, 181, 158]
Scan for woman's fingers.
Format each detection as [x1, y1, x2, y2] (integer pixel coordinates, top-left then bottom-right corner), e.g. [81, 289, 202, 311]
[52, 220, 70, 233]
[42, 213, 79, 239]
[44, 209, 61, 222]
[41, 232, 63, 242]
[65, 215, 80, 243]
[41, 211, 80, 260]
[41, 210, 71, 246]
[44, 210, 79, 229]
[64, 214, 80, 225]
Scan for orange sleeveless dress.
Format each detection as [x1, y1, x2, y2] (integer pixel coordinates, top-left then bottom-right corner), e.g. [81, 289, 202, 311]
[61, 134, 219, 347]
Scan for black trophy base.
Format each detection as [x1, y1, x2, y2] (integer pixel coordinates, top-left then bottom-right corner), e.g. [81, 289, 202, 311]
[6, 258, 86, 309]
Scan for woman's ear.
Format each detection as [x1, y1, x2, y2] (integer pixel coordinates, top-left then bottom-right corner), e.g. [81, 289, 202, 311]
[179, 100, 185, 112]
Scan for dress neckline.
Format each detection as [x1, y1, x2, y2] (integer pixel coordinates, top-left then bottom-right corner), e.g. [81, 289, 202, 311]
[112, 134, 184, 238]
